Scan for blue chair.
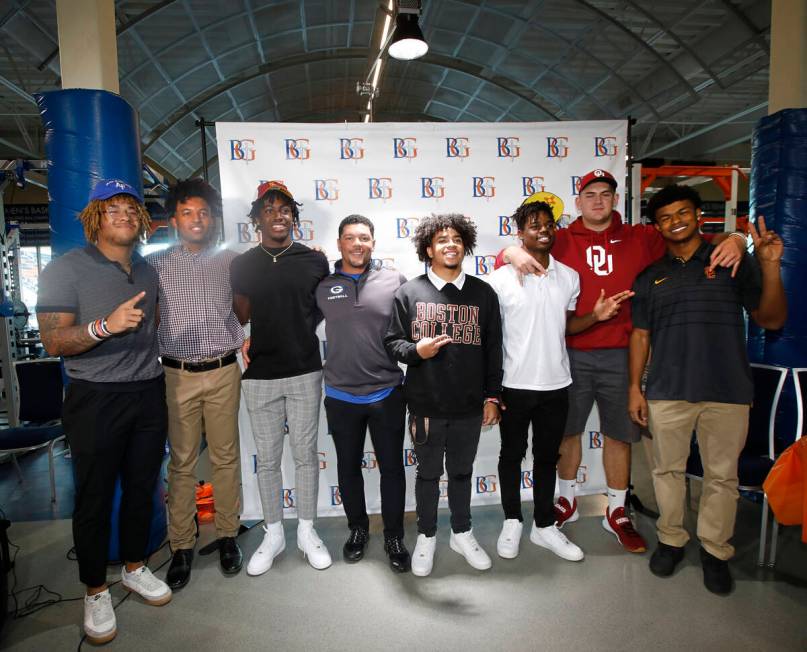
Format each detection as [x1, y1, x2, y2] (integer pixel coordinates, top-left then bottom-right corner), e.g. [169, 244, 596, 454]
[686, 362, 788, 566]
[0, 358, 65, 503]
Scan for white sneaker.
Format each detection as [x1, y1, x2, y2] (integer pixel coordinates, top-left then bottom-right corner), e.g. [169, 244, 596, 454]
[247, 523, 286, 576]
[449, 529, 492, 570]
[84, 590, 116, 644]
[121, 565, 172, 605]
[297, 524, 332, 570]
[530, 523, 584, 561]
[496, 519, 523, 559]
[411, 534, 437, 577]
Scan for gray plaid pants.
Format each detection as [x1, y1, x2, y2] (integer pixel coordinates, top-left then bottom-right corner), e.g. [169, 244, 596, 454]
[242, 371, 322, 523]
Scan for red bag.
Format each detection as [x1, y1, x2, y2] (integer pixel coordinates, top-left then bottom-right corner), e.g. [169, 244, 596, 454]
[763, 438, 807, 543]
[195, 482, 215, 524]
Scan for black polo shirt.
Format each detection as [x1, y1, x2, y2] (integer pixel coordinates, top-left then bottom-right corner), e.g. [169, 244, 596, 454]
[631, 240, 761, 404]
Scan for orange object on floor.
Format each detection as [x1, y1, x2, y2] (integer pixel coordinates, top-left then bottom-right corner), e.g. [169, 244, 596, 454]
[195, 482, 215, 524]
[763, 438, 807, 543]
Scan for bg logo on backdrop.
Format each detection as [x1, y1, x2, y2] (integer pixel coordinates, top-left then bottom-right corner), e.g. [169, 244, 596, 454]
[476, 475, 498, 494]
[446, 137, 470, 158]
[589, 431, 603, 449]
[237, 222, 260, 244]
[368, 177, 393, 200]
[371, 257, 396, 270]
[595, 136, 618, 157]
[439, 479, 449, 499]
[285, 138, 311, 160]
[282, 488, 296, 508]
[497, 137, 520, 158]
[498, 215, 517, 236]
[576, 465, 588, 485]
[393, 137, 418, 159]
[362, 451, 378, 470]
[571, 175, 582, 196]
[522, 176, 545, 196]
[330, 486, 342, 506]
[229, 139, 255, 161]
[521, 470, 534, 489]
[472, 176, 495, 198]
[318, 451, 327, 470]
[340, 138, 364, 160]
[547, 137, 569, 158]
[292, 220, 314, 241]
[421, 177, 445, 199]
[314, 178, 339, 202]
[403, 448, 418, 467]
[396, 218, 419, 238]
[474, 255, 497, 276]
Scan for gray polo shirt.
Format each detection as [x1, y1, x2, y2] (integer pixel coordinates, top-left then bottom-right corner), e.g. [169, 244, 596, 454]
[36, 245, 162, 383]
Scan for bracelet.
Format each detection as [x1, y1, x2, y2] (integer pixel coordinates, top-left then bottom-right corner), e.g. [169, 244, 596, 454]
[99, 318, 112, 337]
[87, 322, 102, 341]
[728, 231, 747, 242]
[484, 397, 500, 406]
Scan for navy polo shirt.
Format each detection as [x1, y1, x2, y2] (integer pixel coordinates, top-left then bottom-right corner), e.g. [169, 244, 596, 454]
[631, 240, 762, 404]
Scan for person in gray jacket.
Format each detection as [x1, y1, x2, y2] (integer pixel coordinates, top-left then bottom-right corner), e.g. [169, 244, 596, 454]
[315, 215, 410, 573]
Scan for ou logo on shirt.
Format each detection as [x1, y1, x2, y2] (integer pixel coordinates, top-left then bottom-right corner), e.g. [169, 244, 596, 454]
[586, 245, 613, 276]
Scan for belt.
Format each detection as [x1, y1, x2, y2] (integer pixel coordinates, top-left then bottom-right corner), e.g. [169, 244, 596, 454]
[162, 352, 237, 373]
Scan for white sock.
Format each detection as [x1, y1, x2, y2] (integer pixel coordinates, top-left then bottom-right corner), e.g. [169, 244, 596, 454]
[607, 488, 627, 514]
[297, 518, 313, 533]
[267, 521, 283, 537]
[558, 479, 576, 505]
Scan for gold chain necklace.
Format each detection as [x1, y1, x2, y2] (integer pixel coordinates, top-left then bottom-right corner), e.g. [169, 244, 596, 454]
[260, 241, 294, 263]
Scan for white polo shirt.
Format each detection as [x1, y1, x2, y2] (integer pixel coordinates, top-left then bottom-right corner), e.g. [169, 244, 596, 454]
[487, 255, 579, 391]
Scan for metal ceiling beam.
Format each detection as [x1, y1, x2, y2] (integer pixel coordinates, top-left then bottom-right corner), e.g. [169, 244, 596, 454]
[0, 134, 37, 158]
[643, 101, 767, 157]
[0, 72, 35, 105]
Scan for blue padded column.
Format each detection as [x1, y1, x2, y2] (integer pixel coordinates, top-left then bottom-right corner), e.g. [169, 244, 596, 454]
[35, 89, 142, 256]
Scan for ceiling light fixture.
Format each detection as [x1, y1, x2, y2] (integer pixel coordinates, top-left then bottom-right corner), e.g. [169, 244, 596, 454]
[388, 1, 428, 61]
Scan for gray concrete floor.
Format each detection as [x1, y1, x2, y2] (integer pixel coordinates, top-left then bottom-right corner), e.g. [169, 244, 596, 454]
[1, 440, 805, 651]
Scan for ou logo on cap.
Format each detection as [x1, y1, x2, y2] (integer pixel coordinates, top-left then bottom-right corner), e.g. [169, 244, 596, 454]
[594, 169, 605, 177]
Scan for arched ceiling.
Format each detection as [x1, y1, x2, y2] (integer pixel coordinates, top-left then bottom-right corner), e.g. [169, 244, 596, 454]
[0, 0, 772, 186]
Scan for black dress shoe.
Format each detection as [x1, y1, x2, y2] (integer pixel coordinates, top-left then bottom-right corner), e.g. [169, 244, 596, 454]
[219, 537, 243, 575]
[649, 542, 685, 577]
[700, 546, 732, 595]
[342, 528, 369, 562]
[384, 536, 411, 573]
[166, 549, 193, 590]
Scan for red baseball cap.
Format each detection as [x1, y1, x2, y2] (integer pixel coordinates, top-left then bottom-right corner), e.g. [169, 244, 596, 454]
[255, 180, 294, 201]
[578, 169, 618, 193]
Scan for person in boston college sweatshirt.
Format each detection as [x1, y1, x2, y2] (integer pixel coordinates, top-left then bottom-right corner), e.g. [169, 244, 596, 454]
[385, 213, 503, 577]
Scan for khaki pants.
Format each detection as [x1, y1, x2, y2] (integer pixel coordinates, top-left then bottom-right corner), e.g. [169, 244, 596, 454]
[648, 400, 749, 560]
[165, 361, 242, 549]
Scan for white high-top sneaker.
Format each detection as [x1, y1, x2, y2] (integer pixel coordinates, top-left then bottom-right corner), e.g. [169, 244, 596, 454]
[496, 519, 524, 559]
[297, 520, 332, 570]
[247, 522, 286, 576]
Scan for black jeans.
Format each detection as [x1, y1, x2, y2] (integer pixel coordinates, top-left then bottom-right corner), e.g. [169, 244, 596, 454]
[498, 387, 568, 528]
[410, 413, 483, 537]
[324, 388, 406, 539]
[62, 377, 167, 587]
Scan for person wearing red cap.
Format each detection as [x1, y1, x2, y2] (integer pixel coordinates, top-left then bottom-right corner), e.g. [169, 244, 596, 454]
[498, 169, 746, 554]
[231, 181, 332, 573]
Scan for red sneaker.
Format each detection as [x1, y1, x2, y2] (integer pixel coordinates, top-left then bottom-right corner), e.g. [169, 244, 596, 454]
[602, 506, 647, 553]
[553, 497, 579, 528]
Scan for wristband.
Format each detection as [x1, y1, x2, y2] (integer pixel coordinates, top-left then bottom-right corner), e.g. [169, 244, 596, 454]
[99, 317, 112, 337]
[484, 397, 500, 406]
[87, 322, 102, 341]
[728, 232, 747, 242]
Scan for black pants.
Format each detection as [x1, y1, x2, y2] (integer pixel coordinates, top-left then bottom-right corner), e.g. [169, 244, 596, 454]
[410, 413, 483, 537]
[498, 387, 568, 528]
[62, 377, 167, 587]
[324, 388, 406, 539]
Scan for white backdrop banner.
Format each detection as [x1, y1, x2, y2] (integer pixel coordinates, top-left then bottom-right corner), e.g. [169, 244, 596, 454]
[215, 120, 627, 520]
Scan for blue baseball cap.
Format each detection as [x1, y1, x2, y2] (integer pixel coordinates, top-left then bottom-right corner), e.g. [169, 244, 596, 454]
[90, 179, 143, 203]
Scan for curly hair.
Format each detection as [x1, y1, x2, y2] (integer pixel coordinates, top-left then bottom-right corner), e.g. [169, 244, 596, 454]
[248, 189, 301, 232]
[512, 201, 555, 232]
[78, 196, 151, 244]
[165, 177, 221, 217]
[412, 213, 477, 263]
[645, 184, 702, 223]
